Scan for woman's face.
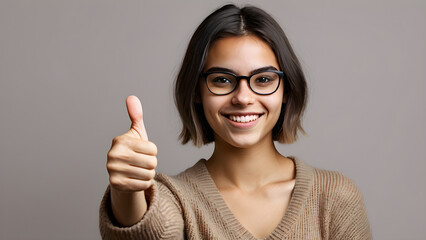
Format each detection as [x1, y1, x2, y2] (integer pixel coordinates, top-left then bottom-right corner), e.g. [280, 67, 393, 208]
[200, 35, 284, 148]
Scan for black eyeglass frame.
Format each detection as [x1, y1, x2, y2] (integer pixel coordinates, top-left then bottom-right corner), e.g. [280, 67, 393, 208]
[200, 70, 285, 96]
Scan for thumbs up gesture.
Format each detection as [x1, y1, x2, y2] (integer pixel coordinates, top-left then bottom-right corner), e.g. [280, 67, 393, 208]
[106, 96, 158, 226]
[107, 95, 157, 193]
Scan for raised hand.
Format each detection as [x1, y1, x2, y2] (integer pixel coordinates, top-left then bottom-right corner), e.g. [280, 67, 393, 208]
[106, 95, 157, 226]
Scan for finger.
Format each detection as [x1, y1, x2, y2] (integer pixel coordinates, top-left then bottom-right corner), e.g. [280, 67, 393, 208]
[111, 135, 157, 156]
[128, 139, 158, 156]
[124, 179, 153, 192]
[126, 95, 149, 141]
[110, 178, 153, 192]
[127, 153, 158, 170]
[122, 167, 156, 181]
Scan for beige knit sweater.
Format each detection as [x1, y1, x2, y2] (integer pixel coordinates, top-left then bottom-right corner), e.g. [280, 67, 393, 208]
[99, 157, 372, 239]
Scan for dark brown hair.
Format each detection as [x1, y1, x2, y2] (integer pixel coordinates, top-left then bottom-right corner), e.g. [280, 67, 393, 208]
[174, 4, 307, 147]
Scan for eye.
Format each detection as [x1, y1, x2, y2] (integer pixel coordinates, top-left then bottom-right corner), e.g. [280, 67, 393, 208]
[254, 76, 276, 86]
[207, 73, 236, 88]
[212, 77, 232, 84]
[255, 77, 271, 84]
[252, 72, 279, 87]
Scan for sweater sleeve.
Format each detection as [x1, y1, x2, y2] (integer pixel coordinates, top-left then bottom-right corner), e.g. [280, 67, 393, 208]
[328, 173, 372, 240]
[99, 180, 184, 240]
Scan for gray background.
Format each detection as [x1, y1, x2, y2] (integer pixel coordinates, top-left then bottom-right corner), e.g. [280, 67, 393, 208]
[1, 0, 425, 239]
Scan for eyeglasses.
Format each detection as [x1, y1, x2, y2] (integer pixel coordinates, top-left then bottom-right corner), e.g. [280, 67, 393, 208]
[201, 70, 284, 95]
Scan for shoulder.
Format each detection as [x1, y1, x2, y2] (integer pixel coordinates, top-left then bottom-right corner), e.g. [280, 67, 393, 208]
[308, 165, 371, 239]
[292, 157, 364, 211]
[153, 159, 207, 197]
[312, 167, 363, 202]
[293, 159, 372, 239]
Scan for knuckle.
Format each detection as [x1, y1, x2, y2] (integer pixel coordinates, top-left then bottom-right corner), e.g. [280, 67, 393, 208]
[106, 162, 113, 172]
[145, 156, 157, 169]
[128, 180, 148, 191]
[109, 176, 122, 188]
[117, 153, 130, 161]
[113, 135, 130, 145]
[148, 169, 156, 179]
[145, 141, 158, 155]
[151, 157, 158, 169]
[148, 179, 154, 188]
[112, 136, 121, 144]
[106, 162, 126, 177]
[108, 150, 131, 162]
[106, 160, 118, 172]
[106, 162, 118, 173]
[139, 180, 153, 190]
[107, 150, 117, 160]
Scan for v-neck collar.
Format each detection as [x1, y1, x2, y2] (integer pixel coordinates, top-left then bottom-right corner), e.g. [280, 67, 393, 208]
[190, 157, 314, 240]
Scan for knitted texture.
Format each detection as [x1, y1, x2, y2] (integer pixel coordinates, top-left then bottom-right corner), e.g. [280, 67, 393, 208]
[99, 158, 372, 239]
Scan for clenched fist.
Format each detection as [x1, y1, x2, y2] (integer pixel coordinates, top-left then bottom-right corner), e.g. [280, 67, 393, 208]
[106, 95, 157, 226]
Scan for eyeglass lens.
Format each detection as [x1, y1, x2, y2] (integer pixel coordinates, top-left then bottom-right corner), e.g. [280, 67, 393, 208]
[206, 72, 280, 95]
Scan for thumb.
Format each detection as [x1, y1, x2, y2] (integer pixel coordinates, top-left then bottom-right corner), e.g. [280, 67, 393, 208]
[126, 95, 148, 140]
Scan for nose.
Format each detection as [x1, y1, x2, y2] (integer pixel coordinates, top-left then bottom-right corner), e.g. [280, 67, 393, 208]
[231, 79, 255, 105]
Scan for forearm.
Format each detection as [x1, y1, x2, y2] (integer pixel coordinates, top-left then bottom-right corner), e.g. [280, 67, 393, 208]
[110, 188, 148, 227]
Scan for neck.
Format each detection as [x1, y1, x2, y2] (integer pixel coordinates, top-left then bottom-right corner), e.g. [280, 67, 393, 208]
[206, 134, 291, 192]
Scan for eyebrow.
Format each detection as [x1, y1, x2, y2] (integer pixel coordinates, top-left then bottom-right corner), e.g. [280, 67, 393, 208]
[204, 66, 278, 75]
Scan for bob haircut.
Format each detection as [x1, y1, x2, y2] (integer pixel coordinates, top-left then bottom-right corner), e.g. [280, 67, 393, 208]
[175, 4, 307, 147]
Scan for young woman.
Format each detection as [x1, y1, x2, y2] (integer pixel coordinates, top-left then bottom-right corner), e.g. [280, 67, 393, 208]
[100, 4, 371, 240]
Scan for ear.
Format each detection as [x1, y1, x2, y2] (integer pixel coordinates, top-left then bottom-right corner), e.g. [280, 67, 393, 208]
[283, 94, 288, 103]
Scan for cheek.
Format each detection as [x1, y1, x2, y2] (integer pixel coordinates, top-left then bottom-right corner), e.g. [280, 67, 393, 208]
[201, 96, 225, 118]
[201, 99, 221, 133]
[200, 87, 212, 112]
[200, 91, 218, 122]
[265, 91, 284, 112]
[200, 82, 225, 114]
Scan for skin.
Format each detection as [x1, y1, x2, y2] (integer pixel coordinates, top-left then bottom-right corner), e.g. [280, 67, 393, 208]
[106, 36, 296, 238]
[201, 36, 296, 238]
[107, 96, 157, 227]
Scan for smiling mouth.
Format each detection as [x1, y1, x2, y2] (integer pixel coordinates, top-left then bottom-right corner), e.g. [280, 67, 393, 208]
[224, 114, 263, 123]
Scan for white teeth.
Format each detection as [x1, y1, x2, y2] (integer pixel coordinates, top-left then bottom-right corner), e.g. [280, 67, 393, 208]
[229, 115, 260, 123]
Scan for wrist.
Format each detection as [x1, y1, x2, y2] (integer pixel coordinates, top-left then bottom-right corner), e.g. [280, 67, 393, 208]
[110, 187, 148, 227]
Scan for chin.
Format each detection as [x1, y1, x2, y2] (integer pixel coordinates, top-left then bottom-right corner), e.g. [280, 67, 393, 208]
[228, 141, 256, 149]
[223, 134, 263, 149]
